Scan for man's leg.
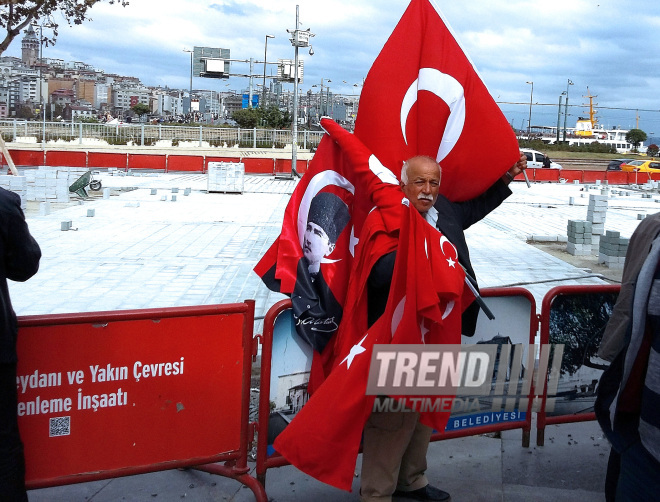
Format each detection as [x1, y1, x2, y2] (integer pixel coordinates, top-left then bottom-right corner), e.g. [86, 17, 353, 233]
[360, 408, 420, 502]
[393, 421, 450, 501]
[396, 420, 432, 491]
[0, 363, 28, 502]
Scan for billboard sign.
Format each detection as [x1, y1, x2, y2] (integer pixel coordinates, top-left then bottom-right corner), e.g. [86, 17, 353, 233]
[277, 59, 304, 83]
[17, 305, 250, 485]
[193, 46, 230, 79]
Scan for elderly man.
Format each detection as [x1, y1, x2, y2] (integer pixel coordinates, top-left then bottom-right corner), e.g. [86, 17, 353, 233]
[360, 155, 446, 502]
[361, 154, 526, 502]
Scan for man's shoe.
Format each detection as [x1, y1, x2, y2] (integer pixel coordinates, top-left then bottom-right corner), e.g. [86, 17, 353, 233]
[392, 484, 451, 501]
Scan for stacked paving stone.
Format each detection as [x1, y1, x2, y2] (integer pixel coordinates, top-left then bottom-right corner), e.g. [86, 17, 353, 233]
[0, 174, 27, 209]
[587, 193, 608, 249]
[598, 230, 629, 270]
[207, 161, 245, 193]
[566, 220, 593, 256]
[24, 166, 89, 202]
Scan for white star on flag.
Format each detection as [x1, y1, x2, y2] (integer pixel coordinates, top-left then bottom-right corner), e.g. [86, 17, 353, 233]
[446, 256, 456, 268]
[340, 333, 369, 369]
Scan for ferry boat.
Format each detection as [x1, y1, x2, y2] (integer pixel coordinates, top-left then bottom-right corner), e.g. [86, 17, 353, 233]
[523, 89, 645, 154]
[525, 119, 643, 154]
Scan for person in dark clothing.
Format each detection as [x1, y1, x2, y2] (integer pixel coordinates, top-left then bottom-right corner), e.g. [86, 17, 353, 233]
[595, 212, 660, 501]
[0, 188, 41, 501]
[433, 151, 527, 337]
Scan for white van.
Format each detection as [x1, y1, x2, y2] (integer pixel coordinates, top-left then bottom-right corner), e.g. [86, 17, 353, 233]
[521, 149, 562, 169]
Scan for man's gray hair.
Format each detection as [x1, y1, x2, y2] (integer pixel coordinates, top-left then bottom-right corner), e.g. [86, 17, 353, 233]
[401, 155, 441, 184]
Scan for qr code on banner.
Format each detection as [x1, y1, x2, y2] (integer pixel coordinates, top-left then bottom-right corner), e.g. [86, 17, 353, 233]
[49, 416, 70, 437]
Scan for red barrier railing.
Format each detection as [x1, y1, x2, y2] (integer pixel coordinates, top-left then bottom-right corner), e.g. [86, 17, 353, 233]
[88, 152, 128, 170]
[536, 284, 620, 446]
[127, 153, 167, 170]
[167, 154, 204, 172]
[256, 287, 539, 487]
[45, 150, 87, 167]
[9, 149, 44, 166]
[18, 302, 266, 501]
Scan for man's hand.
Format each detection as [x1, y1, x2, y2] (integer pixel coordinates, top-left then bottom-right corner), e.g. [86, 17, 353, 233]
[502, 151, 528, 184]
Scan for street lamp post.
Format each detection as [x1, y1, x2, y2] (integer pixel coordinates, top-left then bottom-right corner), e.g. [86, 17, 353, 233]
[263, 35, 274, 108]
[526, 81, 533, 139]
[287, 5, 314, 178]
[556, 92, 565, 144]
[325, 79, 332, 117]
[562, 79, 574, 142]
[183, 49, 193, 114]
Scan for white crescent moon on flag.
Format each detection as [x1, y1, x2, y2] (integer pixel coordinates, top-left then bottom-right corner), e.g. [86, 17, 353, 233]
[368, 154, 399, 185]
[439, 235, 459, 263]
[297, 170, 355, 253]
[400, 68, 466, 162]
[439, 235, 459, 319]
[442, 300, 455, 320]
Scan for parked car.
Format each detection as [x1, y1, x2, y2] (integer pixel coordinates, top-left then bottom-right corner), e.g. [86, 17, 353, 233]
[520, 149, 562, 169]
[619, 160, 660, 173]
[607, 158, 633, 171]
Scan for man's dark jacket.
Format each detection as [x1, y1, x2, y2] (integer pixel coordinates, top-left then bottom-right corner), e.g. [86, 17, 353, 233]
[434, 180, 511, 337]
[0, 188, 41, 364]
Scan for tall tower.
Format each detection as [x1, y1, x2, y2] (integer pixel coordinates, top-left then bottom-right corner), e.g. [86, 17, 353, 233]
[22, 25, 39, 67]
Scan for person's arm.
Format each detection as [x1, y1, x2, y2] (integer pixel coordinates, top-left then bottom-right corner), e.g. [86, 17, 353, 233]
[452, 151, 527, 230]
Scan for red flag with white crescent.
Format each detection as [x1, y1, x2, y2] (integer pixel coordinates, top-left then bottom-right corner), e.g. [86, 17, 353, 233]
[354, 0, 519, 202]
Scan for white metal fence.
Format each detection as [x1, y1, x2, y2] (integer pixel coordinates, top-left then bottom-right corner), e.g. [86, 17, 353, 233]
[0, 120, 325, 150]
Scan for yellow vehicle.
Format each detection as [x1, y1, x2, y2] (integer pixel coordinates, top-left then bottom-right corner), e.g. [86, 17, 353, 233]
[619, 159, 660, 173]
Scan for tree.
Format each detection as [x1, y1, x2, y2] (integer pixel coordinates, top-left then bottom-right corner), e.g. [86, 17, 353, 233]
[232, 108, 259, 128]
[131, 103, 150, 118]
[0, 1, 129, 56]
[647, 143, 659, 158]
[625, 128, 647, 152]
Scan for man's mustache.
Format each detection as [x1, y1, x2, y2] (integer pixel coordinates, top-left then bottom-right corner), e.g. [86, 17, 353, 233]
[418, 193, 434, 201]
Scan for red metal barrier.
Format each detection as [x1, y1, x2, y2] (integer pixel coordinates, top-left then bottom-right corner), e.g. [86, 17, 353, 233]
[256, 287, 538, 486]
[242, 157, 275, 174]
[532, 168, 561, 182]
[45, 150, 87, 168]
[582, 170, 605, 184]
[167, 155, 204, 172]
[536, 284, 620, 446]
[127, 153, 167, 170]
[275, 158, 291, 174]
[9, 149, 44, 167]
[558, 169, 583, 183]
[605, 171, 630, 185]
[17, 302, 266, 501]
[88, 152, 128, 170]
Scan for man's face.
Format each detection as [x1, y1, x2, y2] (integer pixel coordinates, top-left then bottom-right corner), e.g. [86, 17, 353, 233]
[400, 158, 441, 214]
[303, 221, 334, 266]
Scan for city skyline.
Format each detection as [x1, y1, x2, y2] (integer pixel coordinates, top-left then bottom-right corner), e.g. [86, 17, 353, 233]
[4, 0, 660, 133]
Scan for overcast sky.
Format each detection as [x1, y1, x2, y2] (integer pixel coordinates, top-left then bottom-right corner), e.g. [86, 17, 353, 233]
[5, 0, 660, 133]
